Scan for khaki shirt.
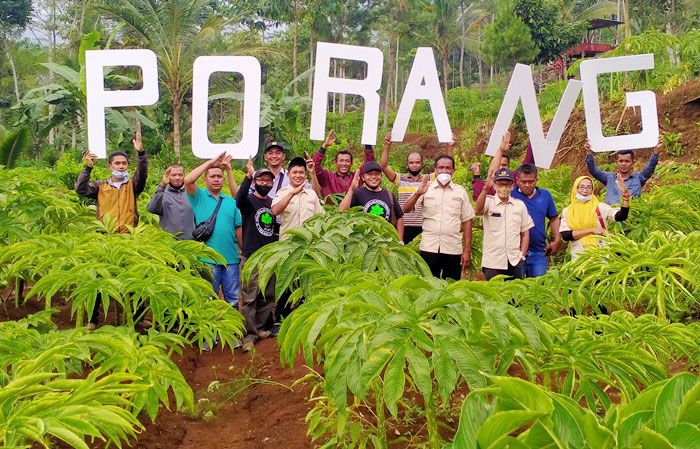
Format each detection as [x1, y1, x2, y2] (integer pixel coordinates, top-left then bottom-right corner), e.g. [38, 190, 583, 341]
[272, 186, 325, 240]
[481, 195, 534, 269]
[416, 181, 475, 255]
[560, 202, 618, 260]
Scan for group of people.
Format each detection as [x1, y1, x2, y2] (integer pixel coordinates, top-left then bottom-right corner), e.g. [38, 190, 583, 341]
[76, 122, 661, 350]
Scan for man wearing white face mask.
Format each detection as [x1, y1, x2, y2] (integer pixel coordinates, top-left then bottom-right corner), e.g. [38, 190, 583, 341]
[403, 154, 475, 280]
[475, 168, 534, 281]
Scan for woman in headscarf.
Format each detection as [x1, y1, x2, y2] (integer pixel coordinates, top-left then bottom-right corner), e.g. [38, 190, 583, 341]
[559, 174, 630, 260]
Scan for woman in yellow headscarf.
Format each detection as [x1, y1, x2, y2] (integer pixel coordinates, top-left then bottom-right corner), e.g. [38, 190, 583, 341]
[559, 174, 631, 260]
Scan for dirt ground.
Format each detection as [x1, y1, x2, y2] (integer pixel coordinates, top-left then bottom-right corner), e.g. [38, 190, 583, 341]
[2, 297, 314, 449]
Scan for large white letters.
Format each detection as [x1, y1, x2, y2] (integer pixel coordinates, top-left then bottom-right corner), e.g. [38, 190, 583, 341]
[392, 48, 452, 143]
[191, 56, 261, 159]
[85, 49, 159, 158]
[309, 42, 383, 145]
[581, 54, 659, 152]
[486, 64, 582, 168]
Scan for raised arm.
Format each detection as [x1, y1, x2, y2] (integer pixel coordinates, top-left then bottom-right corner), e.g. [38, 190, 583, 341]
[147, 172, 169, 215]
[584, 141, 611, 184]
[639, 141, 661, 184]
[313, 129, 335, 187]
[379, 133, 397, 183]
[220, 154, 238, 197]
[131, 120, 148, 195]
[184, 152, 225, 195]
[402, 174, 429, 213]
[474, 171, 493, 216]
[75, 151, 99, 199]
[305, 152, 322, 197]
[338, 170, 361, 211]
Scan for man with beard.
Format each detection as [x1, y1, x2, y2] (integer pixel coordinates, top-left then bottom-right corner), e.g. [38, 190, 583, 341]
[312, 129, 377, 198]
[475, 168, 534, 281]
[147, 165, 195, 240]
[339, 161, 404, 240]
[403, 154, 475, 280]
[378, 133, 455, 244]
[237, 157, 278, 351]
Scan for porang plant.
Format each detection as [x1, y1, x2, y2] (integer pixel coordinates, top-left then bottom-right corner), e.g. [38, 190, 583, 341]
[562, 231, 700, 321]
[242, 209, 431, 302]
[277, 264, 700, 447]
[0, 310, 194, 449]
[448, 372, 700, 449]
[0, 222, 245, 350]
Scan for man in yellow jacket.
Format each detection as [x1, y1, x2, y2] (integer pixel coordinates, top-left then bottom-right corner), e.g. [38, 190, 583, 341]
[75, 121, 148, 328]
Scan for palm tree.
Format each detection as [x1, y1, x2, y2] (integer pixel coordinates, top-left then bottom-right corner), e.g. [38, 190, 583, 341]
[99, 0, 219, 160]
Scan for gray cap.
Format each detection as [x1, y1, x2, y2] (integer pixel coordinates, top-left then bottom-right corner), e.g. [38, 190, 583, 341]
[253, 168, 274, 179]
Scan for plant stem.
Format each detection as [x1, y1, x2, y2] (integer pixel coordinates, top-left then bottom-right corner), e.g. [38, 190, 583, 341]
[373, 383, 388, 449]
[425, 391, 440, 449]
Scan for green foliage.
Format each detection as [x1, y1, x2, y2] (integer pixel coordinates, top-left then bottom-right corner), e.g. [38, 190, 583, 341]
[0, 0, 32, 30]
[0, 310, 195, 449]
[0, 126, 29, 168]
[514, 0, 587, 62]
[563, 231, 700, 321]
[448, 372, 700, 449]
[242, 209, 430, 301]
[662, 132, 685, 157]
[481, 10, 539, 69]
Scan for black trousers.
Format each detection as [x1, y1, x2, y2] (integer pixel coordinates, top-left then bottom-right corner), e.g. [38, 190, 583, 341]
[404, 226, 422, 244]
[420, 251, 461, 280]
[483, 261, 525, 281]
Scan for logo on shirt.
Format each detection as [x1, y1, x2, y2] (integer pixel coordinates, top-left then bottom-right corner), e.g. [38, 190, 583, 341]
[364, 199, 390, 221]
[255, 207, 275, 237]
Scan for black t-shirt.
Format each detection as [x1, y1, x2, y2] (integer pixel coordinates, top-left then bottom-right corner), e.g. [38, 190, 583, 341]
[236, 177, 278, 257]
[350, 187, 403, 224]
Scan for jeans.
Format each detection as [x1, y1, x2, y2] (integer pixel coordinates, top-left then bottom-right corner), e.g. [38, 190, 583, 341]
[525, 249, 549, 278]
[209, 263, 240, 308]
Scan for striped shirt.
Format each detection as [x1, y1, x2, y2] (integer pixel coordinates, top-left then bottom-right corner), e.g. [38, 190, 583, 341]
[394, 173, 436, 228]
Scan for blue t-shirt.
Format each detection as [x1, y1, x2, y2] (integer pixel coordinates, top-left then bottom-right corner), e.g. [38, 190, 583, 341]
[187, 187, 242, 265]
[511, 187, 558, 252]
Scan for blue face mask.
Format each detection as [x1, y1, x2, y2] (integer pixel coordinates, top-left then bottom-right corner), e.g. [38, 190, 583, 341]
[576, 193, 592, 202]
[112, 170, 128, 180]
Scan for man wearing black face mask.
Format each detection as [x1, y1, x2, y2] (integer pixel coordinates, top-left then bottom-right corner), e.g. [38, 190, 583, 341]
[236, 157, 278, 351]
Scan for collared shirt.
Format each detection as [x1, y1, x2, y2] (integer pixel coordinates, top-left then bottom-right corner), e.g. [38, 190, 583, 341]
[585, 153, 659, 204]
[511, 187, 558, 252]
[480, 195, 534, 269]
[187, 187, 242, 265]
[271, 186, 325, 240]
[313, 145, 376, 197]
[416, 181, 475, 255]
[147, 184, 195, 240]
[560, 202, 619, 260]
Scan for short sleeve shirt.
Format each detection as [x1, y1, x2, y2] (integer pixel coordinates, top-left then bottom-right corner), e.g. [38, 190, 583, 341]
[511, 188, 558, 252]
[560, 202, 619, 260]
[271, 186, 325, 240]
[416, 181, 475, 255]
[187, 187, 242, 265]
[350, 187, 403, 223]
[481, 195, 534, 269]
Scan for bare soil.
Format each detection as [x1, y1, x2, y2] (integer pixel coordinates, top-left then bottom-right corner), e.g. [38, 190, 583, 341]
[2, 296, 314, 449]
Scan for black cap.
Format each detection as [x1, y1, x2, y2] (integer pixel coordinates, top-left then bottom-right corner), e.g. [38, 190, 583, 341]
[493, 168, 514, 182]
[362, 161, 382, 174]
[264, 142, 285, 152]
[253, 168, 273, 179]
